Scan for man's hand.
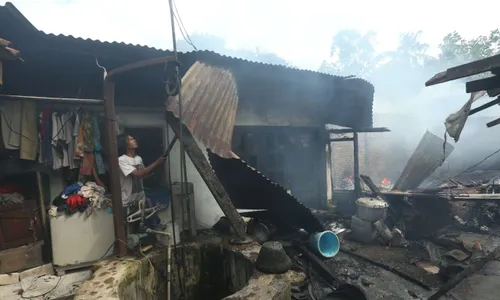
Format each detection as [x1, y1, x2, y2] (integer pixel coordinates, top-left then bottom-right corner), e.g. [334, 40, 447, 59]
[155, 156, 166, 166]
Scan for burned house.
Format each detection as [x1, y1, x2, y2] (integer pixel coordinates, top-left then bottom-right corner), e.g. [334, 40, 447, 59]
[0, 1, 376, 216]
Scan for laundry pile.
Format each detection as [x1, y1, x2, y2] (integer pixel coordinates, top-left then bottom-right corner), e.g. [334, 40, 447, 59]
[0, 183, 24, 206]
[50, 181, 111, 216]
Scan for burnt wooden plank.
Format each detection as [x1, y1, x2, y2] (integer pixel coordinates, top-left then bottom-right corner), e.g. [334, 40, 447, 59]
[330, 137, 354, 142]
[339, 247, 432, 290]
[488, 88, 500, 97]
[426, 54, 500, 86]
[427, 245, 500, 300]
[469, 96, 500, 116]
[327, 127, 390, 134]
[165, 111, 247, 239]
[487, 117, 500, 128]
[466, 76, 500, 93]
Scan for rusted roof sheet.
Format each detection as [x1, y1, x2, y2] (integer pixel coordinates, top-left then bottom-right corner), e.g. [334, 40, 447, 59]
[166, 61, 238, 158]
[0, 37, 22, 61]
[426, 54, 500, 86]
[208, 149, 324, 233]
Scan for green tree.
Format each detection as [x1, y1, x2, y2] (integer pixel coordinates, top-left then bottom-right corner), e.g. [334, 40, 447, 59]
[319, 29, 381, 77]
[439, 29, 500, 66]
[370, 31, 436, 96]
[381, 31, 433, 69]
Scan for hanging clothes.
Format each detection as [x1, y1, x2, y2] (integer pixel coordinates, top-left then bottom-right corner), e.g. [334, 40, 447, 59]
[40, 108, 53, 167]
[19, 101, 37, 160]
[82, 111, 94, 152]
[7, 101, 22, 149]
[75, 119, 85, 158]
[80, 152, 95, 176]
[91, 114, 105, 174]
[51, 112, 65, 170]
[0, 101, 21, 150]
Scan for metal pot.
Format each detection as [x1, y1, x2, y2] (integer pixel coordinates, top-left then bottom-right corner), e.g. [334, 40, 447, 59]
[355, 197, 388, 222]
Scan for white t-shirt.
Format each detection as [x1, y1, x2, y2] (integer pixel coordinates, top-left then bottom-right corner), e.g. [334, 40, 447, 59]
[118, 154, 146, 207]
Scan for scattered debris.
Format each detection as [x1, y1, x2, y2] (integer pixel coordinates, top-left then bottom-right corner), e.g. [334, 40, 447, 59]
[444, 249, 469, 262]
[415, 261, 440, 274]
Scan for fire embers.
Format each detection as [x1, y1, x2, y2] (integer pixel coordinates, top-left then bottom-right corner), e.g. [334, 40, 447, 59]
[380, 178, 394, 191]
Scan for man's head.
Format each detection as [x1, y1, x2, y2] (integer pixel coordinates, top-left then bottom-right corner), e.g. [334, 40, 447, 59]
[118, 134, 138, 154]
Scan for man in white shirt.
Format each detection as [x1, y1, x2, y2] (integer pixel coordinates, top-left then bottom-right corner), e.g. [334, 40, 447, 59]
[118, 134, 165, 228]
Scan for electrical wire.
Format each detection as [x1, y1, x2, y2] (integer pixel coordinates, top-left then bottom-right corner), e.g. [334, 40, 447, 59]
[172, 0, 197, 51]
[172, 0, 194, 45]
[21, 275, 62, 299]
[173, 13, 197, 51]
[0, 109, 75, 143]
[452, 147, 500, 179]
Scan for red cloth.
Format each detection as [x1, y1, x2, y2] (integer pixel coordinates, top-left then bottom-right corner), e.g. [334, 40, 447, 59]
[66, 194, 86, 212]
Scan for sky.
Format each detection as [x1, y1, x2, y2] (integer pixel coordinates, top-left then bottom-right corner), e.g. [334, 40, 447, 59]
[4, 0, 500, 71]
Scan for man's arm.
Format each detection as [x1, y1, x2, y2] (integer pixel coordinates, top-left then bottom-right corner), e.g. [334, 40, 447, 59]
[130, 157, 164, 178]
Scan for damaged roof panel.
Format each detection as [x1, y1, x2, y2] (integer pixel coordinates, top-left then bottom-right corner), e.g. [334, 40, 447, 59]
[208, 150, 324, 233]
[393, 131, 454, 191]
[166, 61, 238, 158]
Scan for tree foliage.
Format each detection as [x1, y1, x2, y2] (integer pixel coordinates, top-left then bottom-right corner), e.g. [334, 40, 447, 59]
[319, 29, 380, 77]
[439, 29, 500, 66]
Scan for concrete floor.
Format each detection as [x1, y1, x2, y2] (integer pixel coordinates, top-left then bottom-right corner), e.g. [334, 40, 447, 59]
[0, 270, 91, 300]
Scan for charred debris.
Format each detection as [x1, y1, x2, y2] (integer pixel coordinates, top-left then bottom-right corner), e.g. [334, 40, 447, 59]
[207, 55, 500, 300]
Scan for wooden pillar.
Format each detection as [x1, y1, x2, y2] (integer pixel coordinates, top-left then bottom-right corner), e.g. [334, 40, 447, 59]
[353, 131, 360, 196]
[103, 81, 127, 257]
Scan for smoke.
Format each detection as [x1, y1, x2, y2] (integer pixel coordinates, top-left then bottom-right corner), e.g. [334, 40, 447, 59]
[369, 62, 500, 185]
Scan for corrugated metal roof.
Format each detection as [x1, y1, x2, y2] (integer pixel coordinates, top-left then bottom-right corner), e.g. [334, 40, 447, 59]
[208, 149, 324, 233]
[0, 2, 376, 129]
[38, 31, 374, 84]
[166, 61, 238, 158]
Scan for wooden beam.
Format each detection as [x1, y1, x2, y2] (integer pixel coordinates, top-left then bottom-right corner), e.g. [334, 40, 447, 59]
[353, 132, 360, 196]
[469, 97, 500, 116]
[327, 127, 390, 134]
[487, 88, 500, 97]
[103, 81, 127, 257]
[426, 54, 500, 86]
[427, 245, 500, 300]
[466, 76, 500, 93]
[487, 117, 500, 128]
[165, 111, 247, 239]
[330, 137, 354, 142]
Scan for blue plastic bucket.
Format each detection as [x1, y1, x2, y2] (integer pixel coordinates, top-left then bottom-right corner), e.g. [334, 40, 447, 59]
[308, 231, 340, 258]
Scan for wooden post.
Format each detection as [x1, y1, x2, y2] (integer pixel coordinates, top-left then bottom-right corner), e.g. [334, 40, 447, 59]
[165, 111, 247, 239]
[353, 132, 360, 196]
[103, 81, 127, 257]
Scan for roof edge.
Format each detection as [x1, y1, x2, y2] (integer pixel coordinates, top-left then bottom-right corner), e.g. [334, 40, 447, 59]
[3, 2, 38, 32]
